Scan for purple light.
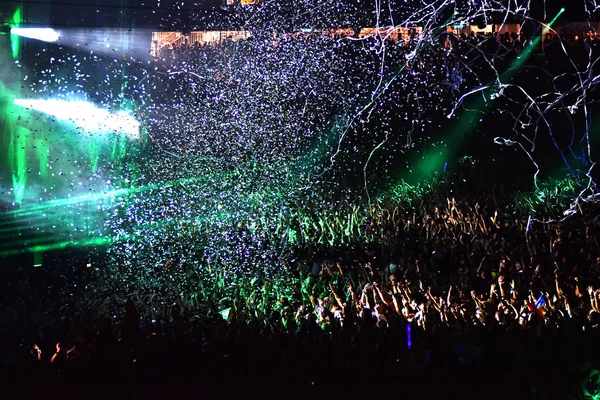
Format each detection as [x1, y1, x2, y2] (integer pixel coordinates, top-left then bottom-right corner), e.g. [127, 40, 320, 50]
[407, 324, 412, 349]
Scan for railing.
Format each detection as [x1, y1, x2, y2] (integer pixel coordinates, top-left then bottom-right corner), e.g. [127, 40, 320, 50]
[152, 30, 253, 56]
[151, 31, 181, 56]
[171, 35, 187, 48]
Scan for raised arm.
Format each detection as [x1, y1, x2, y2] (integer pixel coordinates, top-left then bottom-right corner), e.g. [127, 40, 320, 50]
[498, 276, 506, 298]
[392, 294, 402, 316]
[329, 282, 345, 309]
[33, 344, 42, 361]
[374, 283, 393, 307]
[505, 300, 520, 319]
[555, 273, 563, 298]
[360, 284, 373, 309]
[490, 283, 498, 300]
[471, 290, 485, 311]
[347, 283, 361, 308]
[50, 343, 61, 364]
[588, 287, 600, 313]
[425, 288, 442, 312]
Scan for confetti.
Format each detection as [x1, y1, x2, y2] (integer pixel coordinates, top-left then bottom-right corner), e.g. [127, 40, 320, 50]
[0, 1, 597, 309]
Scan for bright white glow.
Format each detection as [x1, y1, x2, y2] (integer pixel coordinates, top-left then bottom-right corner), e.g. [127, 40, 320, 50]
[14, 99, 140, 138]
[10, 28, 60, 42]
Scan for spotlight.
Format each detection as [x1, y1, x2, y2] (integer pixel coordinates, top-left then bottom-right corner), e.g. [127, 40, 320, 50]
[13, 99, 141, 138]
[10, 27, 60, 42]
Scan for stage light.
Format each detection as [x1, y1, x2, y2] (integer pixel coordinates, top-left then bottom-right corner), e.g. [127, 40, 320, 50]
[13, 99, 140, 138]
[10, 27, 153, 60]
[10, 28, 60, 42]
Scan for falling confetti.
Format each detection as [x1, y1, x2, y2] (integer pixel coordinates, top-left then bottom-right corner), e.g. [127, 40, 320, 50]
[0, 0, 598, 308]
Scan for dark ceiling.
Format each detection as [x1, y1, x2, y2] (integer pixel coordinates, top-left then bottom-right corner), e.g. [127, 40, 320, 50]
[1, 0, 597, 31]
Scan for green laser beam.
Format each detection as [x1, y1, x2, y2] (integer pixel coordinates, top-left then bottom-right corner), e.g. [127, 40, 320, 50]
[0, 237, 113, 257]
[10, 6, 22, 59]
[396, 8, 565, 189]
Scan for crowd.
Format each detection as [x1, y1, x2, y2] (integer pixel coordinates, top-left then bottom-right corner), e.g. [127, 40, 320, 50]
[2, 21, 600, 399]
[2, 176, 600, 398]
